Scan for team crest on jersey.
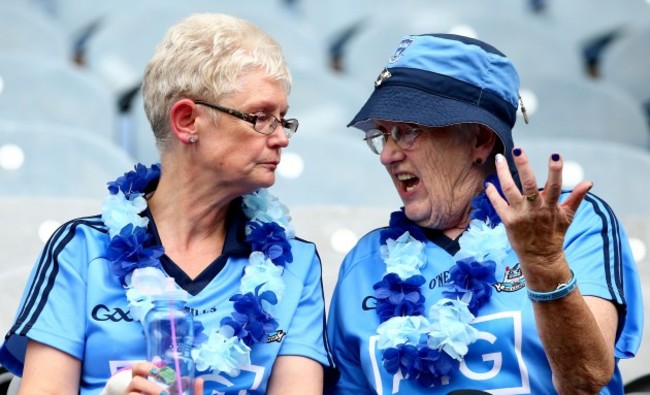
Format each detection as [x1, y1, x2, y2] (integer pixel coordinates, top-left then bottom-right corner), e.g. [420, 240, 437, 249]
[493, 263, 526, 292]
[267, 329, 286, 343]
[388, 37, 413, 64]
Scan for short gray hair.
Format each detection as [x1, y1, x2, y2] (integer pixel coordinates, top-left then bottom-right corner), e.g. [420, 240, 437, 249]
[142, 13, 291, 147]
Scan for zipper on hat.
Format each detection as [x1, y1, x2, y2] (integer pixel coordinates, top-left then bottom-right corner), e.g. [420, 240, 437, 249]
[518, 94, 529, 124]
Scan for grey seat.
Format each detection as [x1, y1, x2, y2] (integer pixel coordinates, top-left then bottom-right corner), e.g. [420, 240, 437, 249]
[0, 121, 135, 199]
[340, 4, 585, 84]
[290, 204, 394, 311]
[516, 137, 650, 217]
[288, 68, 370, 135]
[0, 195, 100, 334]
[514, 75, 650, 149]
[84, 0, 326, 100]
[267, 132, 402, 209]
[600, 23, 650, 123]
[0, 2, 69, 60]
[127, 91, 159, 166]
[0, 54, 117, 143]
[531, 0, 650, 50]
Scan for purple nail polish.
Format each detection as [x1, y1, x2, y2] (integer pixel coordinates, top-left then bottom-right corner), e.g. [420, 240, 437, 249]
[513, 148, 522, 157]
[551, 153, 560, 161]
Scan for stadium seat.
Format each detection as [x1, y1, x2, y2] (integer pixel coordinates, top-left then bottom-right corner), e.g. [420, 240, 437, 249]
[268, 131, 403, 208]
[290, 204, 394, 310]
[515, 137, 650, 217]
[600, 23, 650, 126]
[44, 0, 133, 47]
[0, 367, 13, 394]
[0, 195, 100, 272]
[6, 375, 20, 395]
[0, 54, 118, 143]
[0, 121, 135, 199]
[0, 195, 101, 334]
[292, 0, 378, 54]
[127, 91, 159, 166]
[530, 0, 650, 49]
[514, 75, 650, 149]
[0, 2, 70, 60]
[281, 68, 370, 135]
[339, 4, 585, 83]
[84, 0, 326, 101]
[524, 0, 650, 77]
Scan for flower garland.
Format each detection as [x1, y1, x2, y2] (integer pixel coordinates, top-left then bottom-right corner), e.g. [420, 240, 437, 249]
[102, 163, 295, 377]
[373, 177, 511, 387]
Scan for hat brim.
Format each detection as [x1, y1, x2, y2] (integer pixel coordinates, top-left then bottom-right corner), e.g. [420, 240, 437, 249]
[348, 84, 519, 179]
[349, 85, 514, 155]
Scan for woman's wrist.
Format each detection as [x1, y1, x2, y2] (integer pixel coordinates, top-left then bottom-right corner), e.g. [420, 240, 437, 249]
[527, 269, 577, 302]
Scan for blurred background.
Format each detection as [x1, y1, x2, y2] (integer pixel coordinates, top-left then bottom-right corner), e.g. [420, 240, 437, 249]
[1, 0, 650, 392]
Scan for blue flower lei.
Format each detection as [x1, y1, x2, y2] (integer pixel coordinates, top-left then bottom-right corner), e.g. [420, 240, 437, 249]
[374, 176, 511, 387]
[102, 163, 295, 377]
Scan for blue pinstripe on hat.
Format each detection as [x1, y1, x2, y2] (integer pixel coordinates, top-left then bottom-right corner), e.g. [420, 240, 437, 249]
[349, 33, 520, 173]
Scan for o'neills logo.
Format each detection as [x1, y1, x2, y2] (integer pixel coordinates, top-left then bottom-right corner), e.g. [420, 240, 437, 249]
[267, 330, 286, 343]
[493, 263, 526, 292]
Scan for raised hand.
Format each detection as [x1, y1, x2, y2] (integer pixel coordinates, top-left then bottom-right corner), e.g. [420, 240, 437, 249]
[484, 148, 592, 285]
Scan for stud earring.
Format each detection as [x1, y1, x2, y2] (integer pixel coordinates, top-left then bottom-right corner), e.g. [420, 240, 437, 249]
[474, 158, 483, 166]
[189, 135, 198, 144]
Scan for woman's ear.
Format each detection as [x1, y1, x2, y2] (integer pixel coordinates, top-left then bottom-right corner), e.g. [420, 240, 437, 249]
[474, 125, 498, 162]
[169, 99, 199, 144]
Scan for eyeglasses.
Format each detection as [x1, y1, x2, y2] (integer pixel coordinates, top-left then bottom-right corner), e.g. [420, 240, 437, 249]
[194, 100, 299, 138]
[363, 124, 427, 154]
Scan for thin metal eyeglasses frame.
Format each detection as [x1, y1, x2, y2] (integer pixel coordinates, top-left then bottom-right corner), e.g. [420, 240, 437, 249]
[363, 124, 428, 154]
[193, 99, 298, 138]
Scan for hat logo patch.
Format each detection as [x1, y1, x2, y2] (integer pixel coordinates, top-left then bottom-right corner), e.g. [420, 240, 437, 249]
[388, 37, 413, 64]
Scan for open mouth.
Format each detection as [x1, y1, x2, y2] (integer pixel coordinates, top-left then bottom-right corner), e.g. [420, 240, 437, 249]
[397, 173, 420, 193]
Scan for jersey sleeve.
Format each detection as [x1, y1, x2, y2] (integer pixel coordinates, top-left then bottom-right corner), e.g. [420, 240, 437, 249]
[0, 219, 100, 375]
[564, 193, 643, 359]
[278, 241, 334, 369]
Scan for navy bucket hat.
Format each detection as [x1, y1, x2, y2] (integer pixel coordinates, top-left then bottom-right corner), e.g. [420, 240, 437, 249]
[349, 33, 521, 175]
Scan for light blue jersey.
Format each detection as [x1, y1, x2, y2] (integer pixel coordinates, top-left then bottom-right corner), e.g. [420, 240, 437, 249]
[327, 192, 642, 394]
[1, 202, 334, 394]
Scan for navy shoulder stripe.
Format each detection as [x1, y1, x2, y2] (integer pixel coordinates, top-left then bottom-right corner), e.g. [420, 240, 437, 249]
[12, 217, 106, 336]
[583, 194, 624, 304]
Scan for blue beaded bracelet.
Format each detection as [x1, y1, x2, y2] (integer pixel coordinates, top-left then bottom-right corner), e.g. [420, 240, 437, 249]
[527, 270, 577, 302]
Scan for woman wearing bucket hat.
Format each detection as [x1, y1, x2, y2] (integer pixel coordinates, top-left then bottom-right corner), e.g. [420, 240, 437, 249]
[326, 34, 642, 394]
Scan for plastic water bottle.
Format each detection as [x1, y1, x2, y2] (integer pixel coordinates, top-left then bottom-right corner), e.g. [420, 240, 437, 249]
[143, 278, 195, 395]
